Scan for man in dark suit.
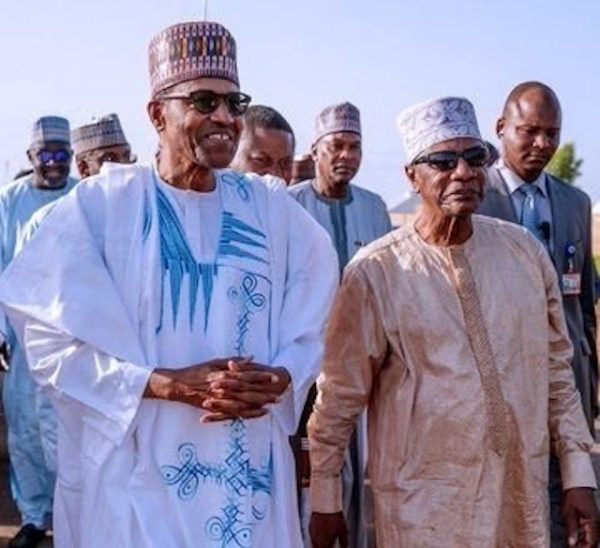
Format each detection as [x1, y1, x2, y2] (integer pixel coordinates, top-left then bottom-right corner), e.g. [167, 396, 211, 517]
[478, 81, 598, 547]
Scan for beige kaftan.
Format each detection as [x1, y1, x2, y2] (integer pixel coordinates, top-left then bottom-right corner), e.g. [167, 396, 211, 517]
[309, 215, 596, 547]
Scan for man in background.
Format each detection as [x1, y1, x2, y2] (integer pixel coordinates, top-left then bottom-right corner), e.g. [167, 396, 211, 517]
[478, 82, 598, 546]
[0, 116, 78, 548]
[231, 105, 295, 183]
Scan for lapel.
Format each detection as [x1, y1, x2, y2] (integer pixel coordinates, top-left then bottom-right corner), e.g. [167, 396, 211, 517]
[546, 173, 569, 275]
[481, 167, 519, 223]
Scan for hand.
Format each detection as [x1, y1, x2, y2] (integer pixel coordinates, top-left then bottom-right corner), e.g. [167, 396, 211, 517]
[202, 360, 292, 423]
[563, 487, 600, 547]
[310, 512, 348, 548]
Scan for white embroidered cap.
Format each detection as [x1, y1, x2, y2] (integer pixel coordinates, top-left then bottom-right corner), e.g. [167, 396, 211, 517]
[396, 97, 481, 163]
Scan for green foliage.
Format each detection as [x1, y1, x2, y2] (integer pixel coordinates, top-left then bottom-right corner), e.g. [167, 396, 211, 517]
[546, 143, 583, 184]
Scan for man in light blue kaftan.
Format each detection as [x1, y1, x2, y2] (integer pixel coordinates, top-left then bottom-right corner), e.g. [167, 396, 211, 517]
[289, 102, 391, 548]
[0, 22, 338, 548]
[0, 116, 77, 547]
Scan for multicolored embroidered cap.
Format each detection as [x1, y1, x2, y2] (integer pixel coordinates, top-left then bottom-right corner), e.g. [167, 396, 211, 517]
[314, 102, 361, 144]
[71, 114, 129, 155]
[30, 116, 70, 148]
[148, 21, 239, 96]
[396, 96, 481, 163]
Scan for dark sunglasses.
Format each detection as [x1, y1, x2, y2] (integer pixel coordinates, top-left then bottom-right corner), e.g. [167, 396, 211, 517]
[37, 149, 71, 164]
[412, 146, 488, 171]
[160, 90, 252, 117]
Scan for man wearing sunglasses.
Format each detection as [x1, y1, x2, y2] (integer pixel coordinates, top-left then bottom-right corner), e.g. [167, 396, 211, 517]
[230, 105, 296, 184]
[0, 116, 77, 548]
[0, 21, 337, 548]
[72, 113, 136, 179]
[478, 81, 598, 548]
[309, 96, 598, 547]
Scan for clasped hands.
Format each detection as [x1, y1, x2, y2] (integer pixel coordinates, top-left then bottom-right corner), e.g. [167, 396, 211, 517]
[145, 356, 291, 422]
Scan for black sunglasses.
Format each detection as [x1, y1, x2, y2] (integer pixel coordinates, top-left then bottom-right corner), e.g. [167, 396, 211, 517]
[160, 90, 252, 117]
[37, 149, 71, 164]
[412, 146, 488, 171]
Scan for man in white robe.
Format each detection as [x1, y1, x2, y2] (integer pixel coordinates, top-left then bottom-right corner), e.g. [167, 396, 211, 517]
[0, 116, 77, 548]
[0, 21, 337, 548]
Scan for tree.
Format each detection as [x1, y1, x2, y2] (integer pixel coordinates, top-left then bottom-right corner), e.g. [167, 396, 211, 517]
[546, 142, 583, 184]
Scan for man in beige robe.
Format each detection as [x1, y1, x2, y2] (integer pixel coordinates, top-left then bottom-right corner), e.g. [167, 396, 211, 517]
[308, 96, 599, 548]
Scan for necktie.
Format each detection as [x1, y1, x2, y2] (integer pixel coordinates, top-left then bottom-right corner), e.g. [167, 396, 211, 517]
[519, 184, 544, 243]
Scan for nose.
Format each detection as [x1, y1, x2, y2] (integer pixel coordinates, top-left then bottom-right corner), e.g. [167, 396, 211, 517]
[533, 132, 552, 149]
[452, 157, 474, 177]
[209, 99, 235, 125]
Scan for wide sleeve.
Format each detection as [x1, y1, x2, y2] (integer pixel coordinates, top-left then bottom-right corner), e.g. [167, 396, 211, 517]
[541, 245, 597, 489]
[308, 264, 388, 513]
[269, 196, 339, 435]
[0, 178, 152, 450]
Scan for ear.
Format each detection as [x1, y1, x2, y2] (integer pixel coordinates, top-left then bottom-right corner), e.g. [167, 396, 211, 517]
[310, 143, 318, 163]
[496, 117, 505, 139]
[26, 149, 33, 163]
[77, 158, 90, 179]
[405, 165, 420, 193]
[147, 100, 166, 132]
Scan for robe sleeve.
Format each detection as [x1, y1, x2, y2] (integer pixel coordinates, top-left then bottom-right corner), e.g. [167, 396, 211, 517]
[13, 313, 151, 447]
[0, 176, 152, 451]
[269, 196, 338, 435]
[541, 244, 597, 490]
[308, 264, 388, 513]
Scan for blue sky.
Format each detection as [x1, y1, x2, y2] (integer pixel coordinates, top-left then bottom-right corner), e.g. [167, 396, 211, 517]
[0, 0, 598, 207]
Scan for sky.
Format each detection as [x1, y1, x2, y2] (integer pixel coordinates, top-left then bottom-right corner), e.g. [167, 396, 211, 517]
[0, 0, 598, 208]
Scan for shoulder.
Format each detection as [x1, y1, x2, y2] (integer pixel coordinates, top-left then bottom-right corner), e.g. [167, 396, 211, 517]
[71, 163, 151, 202]
[546, 173, 591, 208]
[287, 180, 312, 198]
[351, 184, 386, 206]
[0, 177, 31, 202]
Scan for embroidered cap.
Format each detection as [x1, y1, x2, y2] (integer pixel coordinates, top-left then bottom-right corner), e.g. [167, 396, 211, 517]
[30, 116, 70, 148]
[314, 102, 361, 144]
[148, 21, 239, 96]
[71, 114, 129, 155]
[396, 96, 482, 163]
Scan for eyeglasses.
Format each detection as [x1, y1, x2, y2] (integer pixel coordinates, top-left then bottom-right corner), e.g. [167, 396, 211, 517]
[412, 146, 488, 171]
[37, 149, 72, 164]
[159, 90, 252, 117]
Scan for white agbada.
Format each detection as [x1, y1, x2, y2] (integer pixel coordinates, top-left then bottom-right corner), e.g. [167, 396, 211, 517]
[0, 164, 338, 548]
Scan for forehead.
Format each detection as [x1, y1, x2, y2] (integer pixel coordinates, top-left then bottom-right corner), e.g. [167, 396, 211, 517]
[245, 127, 293, 153]
[319, 131, 361, 147]
[423, 137, 483, 154]
[506, 92, 561, 127]
[89, 144, 131, 156]
[31, 140, 70, 152]
[163, 77, 240, 95]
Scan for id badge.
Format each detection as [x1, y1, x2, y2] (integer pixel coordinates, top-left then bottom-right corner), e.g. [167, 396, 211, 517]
[562, 272, 581, 295]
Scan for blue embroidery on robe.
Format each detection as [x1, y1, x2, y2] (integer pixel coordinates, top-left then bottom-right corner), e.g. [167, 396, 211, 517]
[221, 172, 251, 202]
[155, 186, 268, 333]
[228, 274, 267, 355]
[160, 420, 272, 547]
[142, 188, 153, 242]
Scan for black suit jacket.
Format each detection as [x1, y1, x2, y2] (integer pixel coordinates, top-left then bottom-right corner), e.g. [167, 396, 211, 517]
[478, 166, 598, 430]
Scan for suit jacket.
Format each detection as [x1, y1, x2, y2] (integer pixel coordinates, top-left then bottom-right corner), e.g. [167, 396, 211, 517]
[479, 166, 598, 431]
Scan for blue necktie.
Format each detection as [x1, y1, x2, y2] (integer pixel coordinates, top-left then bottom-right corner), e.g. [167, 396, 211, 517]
[519, 184, 544, 243]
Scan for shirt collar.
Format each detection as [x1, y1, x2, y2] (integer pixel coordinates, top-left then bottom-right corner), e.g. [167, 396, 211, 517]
[497, 159, 548, 197]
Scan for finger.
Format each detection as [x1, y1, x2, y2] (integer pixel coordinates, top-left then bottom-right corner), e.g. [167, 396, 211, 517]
[581, 518, 599, 547]
[228, 356, 254, 371]
[564, 508, 580, 547]
[217, 370, 279, 385]
[203, 398, 266, 414]
[200, 412, 235, 423]
[210, 377, 279, 393]
[213, 390, 277, 406]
